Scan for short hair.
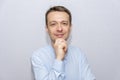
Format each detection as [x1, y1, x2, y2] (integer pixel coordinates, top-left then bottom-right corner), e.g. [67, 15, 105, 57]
[45, 6, 72, 26]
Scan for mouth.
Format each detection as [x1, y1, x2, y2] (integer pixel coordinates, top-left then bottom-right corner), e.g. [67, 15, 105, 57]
[54, 34, 64, 38]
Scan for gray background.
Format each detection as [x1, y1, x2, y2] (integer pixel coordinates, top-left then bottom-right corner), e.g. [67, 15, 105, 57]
[0, 0, 120, 80]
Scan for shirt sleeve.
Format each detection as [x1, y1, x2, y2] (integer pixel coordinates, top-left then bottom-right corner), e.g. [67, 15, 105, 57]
[31, 54, 65, 80]
[81, 53, 96, 80]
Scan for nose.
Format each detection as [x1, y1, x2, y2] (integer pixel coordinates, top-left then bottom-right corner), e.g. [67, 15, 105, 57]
[57, 24, 63, 32]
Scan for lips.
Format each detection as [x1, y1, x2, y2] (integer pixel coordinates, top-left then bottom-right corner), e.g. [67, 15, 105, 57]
[55, 34, 64, 38]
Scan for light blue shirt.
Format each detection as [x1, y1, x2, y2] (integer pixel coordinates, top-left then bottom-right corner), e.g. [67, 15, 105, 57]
[31, 45, 95, 80]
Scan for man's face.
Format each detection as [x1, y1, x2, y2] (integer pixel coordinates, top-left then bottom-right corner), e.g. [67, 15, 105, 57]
[46, 11, 71, 42]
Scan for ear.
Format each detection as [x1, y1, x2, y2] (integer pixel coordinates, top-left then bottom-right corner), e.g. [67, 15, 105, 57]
[70, 24, 72, 30]
[46, 26, 48, 32]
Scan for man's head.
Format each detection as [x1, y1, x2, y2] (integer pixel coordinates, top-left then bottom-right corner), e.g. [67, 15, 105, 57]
[45, 6, 72, 43]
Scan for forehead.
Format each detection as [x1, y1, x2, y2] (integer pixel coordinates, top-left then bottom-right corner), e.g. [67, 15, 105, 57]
[47, 11, 69, 22]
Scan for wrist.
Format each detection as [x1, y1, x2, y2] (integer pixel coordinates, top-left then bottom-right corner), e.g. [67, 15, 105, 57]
[56, 57, 64, 61]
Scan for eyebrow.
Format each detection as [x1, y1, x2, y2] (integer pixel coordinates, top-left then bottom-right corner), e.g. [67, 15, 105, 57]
[61, 21, 68, 23]
[48, 20, 69, 24]
[50, 20, 68, 22]
[49, 21, 56, 23]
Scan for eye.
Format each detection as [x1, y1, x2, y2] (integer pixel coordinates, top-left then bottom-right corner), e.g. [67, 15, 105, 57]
[50, 23, 55, 26]
[62, 22, 68, 26]
[49, 22, 57, 27]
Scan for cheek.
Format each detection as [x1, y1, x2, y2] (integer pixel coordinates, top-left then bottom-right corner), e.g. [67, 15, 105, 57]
[48, 29, 55, 35]
[64, 27, 71, 33]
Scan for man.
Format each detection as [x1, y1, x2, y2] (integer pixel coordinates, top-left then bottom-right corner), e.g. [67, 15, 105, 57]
[31, 6, 95, 80]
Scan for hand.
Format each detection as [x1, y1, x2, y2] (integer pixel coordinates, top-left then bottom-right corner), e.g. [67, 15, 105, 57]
[53, 38, 67, 61]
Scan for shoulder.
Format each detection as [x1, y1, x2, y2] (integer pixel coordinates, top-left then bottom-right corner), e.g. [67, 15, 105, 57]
[68, 45, 86, 57]
[31, 45, 53, 59]
[68, 45, 83, 53]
